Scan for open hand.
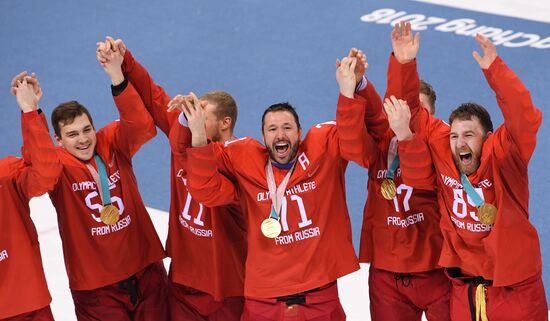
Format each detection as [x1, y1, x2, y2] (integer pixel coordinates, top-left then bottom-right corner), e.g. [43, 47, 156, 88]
[384, 95, 413, 141]
[391, 21, 420, 64]
[472, 34, 497, 69]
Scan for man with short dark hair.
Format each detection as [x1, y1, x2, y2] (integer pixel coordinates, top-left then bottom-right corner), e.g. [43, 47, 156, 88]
[96, 37, 247, 321]
[1, 73, 61, 321]
[46, 43, 168, 320]
[388, 34, 547, 320]
[174, 54, 384, 320]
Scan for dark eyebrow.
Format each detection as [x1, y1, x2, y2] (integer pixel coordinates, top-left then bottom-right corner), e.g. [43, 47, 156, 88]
[450, 130, 475, 136]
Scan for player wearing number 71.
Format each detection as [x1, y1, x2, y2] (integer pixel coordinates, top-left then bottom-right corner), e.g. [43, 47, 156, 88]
[174, 52, 384, 320]
[393, 34, 547, 320]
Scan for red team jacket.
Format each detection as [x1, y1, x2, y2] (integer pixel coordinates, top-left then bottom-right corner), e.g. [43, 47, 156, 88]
[0, 111, 61, 318]
[48, 82, 166, 291]
[122, 50, 247, 299]
[399, 57, 542, 286]
[184, 114, 362, 298]
[339, 55, 443, 273]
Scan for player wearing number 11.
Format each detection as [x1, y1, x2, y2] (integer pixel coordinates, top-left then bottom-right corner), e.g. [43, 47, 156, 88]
[99, 36, 247, 321]
[393, 34, 547, 320]
[176, 54, 384, 320]
[44, 43, 168, 320]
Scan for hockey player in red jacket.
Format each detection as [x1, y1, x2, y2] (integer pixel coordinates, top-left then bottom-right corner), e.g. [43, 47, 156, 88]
[46, 44, 168, 320]
[338, 22, 450, 321]
[167, 55, 383, 320]
[1, 73, 61, 320]
[96, 36, 247, 321]
[389, 34, 547, 321]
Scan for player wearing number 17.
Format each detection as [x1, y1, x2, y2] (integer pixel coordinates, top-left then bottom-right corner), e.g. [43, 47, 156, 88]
[338, 22, 451, 320]
[45, 44, 168, 320]
[394, 34, 547, 320]
[178, 56, 383, 321]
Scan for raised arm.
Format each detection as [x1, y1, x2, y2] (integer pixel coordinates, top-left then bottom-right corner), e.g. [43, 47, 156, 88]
[398, 133, 437, 190]
[97, 45, 156, 157]
[345, 48, 388, 140]
[97, 37, 176, 136]
[383, 97, 436, 190]
[335, 56, 378, 168]
[171, 93, 239, 206]
[386, 22, 424, 130]
[10, 73, 61, 198]
[473, 34, 541, 164]
[167, 95, 193, 158]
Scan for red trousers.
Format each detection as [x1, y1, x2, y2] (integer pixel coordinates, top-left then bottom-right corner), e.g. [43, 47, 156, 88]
[169, 280, 244, 321]
[447, 269, 548, 321]
[368, 266, 451, 321]
[1, 306, 54, 321]
[71, 261, 169, 321]
[241, 282, 345, 321]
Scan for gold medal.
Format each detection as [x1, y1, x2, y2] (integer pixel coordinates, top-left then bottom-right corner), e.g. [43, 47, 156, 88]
[101, 204, 120, 225]
[477, 203, 497, 225]
[261, 218, 282, 238]
[380, 179, 397, 200]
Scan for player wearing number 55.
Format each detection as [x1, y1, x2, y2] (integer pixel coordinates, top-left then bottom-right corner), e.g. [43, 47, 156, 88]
[42, 43, 169, 320]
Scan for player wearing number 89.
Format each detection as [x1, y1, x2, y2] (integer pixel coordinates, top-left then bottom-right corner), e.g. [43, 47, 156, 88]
[340, 22, 451, 320]
[395, 34, 547, 320]
[178, 54, 384, 321]
[45, 43, 168, 320]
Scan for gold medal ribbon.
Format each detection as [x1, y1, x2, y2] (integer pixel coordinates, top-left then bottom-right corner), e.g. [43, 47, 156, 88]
[475, 284, 489, 321]
[381, 137, 400, 200]
[460, 173, 497, 225]
[86, 154, 119, 225]
[266, 161, 295, 220]
[262, 161, 295, 238]
[386, 137, 400, 181]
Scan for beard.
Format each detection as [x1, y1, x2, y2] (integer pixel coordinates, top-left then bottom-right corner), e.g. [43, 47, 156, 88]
[452, 148, 481, 176]
[266, 139, 300, 164]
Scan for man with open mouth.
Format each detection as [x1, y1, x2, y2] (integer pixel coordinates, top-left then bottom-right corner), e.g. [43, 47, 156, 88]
[390, 34, 547, 321]
[173, 52, 384, 320]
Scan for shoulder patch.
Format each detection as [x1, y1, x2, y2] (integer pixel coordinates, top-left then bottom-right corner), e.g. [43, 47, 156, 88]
[224, 137, 249, 147]
[315, 120, 337, 128]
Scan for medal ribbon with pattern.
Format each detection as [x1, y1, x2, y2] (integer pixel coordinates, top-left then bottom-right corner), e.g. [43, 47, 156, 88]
[460, 173, 497, 225]
[381, 143, 400, 201]
[262, 161, 295, 238]
[86, 154, 120, 225]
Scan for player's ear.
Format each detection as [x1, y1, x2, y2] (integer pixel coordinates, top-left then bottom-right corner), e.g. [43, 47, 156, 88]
[54, 134, 64, 147]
